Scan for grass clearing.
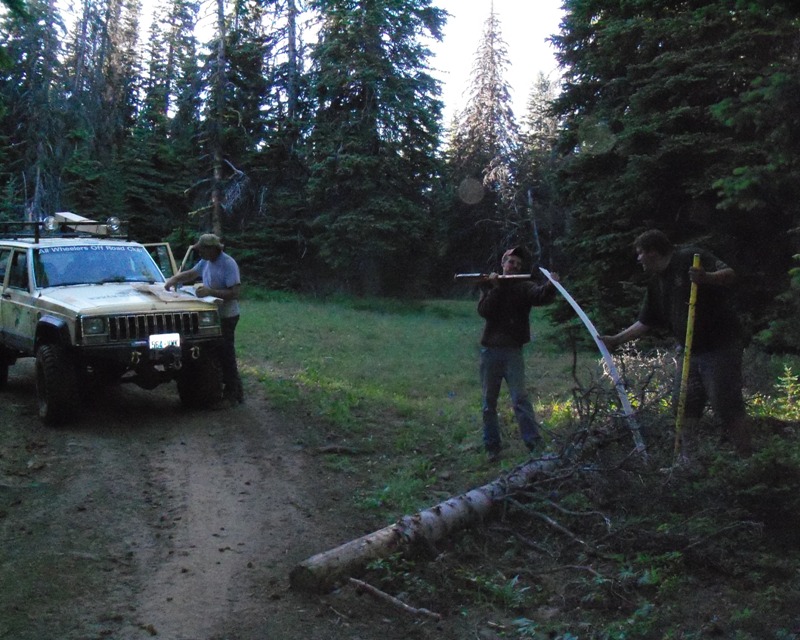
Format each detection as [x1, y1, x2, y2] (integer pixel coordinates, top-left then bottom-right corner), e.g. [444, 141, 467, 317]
[238, 292, 587, 495]
[236, 289, 800, 638]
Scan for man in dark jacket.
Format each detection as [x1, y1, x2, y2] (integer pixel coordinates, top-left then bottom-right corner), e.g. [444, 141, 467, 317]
[600, 229, 751, 458]
[478, 247, 558, 461]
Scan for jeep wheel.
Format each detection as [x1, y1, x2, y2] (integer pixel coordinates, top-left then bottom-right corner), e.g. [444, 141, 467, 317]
[36, 344, 79, 424]
[0, 361, 8, 390]
[177, 356, 223, 409]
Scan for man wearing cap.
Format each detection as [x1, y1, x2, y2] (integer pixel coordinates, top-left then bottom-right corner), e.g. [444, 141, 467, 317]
[165, 233, 244, 405]
[478, 246, 558, 461]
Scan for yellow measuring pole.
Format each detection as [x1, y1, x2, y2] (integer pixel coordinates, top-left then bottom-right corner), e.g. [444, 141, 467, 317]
[675, 253, 701, 458]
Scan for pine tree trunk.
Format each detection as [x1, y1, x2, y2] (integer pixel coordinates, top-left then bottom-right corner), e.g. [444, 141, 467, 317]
[211, 0, 226, 236]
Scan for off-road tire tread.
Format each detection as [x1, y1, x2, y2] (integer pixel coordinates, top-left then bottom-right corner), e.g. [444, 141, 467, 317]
[36, 344, 79, 424]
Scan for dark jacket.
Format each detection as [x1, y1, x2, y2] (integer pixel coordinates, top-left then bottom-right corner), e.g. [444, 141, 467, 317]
[478, 280, 555, 348]
[638, 246, 741, 352]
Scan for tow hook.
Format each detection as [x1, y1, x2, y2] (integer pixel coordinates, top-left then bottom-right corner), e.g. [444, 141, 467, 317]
[131, 351, 141, 365]
[171, 347, 183, 370]
[190, 346, 201, 360]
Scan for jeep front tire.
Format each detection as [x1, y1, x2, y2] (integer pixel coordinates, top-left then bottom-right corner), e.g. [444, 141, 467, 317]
[36, 344, 79, 424]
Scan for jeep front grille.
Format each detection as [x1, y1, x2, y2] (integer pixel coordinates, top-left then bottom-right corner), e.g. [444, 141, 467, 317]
[107, 312, 200, 341]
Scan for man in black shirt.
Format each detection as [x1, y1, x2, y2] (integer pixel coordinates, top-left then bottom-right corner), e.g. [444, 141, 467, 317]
[601, 230, 751, 458]
[478, 247, 557, 461]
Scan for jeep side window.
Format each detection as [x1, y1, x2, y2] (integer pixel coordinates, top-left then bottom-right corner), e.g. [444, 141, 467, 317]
[8, 251, 29, 290]
[0, 248, 9, 287]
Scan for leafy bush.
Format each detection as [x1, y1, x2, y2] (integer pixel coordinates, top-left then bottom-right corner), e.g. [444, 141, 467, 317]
[756, 254, 800, 353]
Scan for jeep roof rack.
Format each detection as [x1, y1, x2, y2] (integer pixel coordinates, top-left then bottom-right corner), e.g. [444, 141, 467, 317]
[0, 212, 130, 242]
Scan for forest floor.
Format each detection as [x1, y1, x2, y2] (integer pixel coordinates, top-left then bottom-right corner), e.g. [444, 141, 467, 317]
[0, 360, 451, 640]
[4, 355, 800, 640]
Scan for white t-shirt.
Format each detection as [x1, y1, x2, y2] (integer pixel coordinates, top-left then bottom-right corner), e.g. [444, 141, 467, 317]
[193, 252, 240, 318]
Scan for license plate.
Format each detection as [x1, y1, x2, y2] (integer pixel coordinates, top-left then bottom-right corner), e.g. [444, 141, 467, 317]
[149, 333, 181, 350]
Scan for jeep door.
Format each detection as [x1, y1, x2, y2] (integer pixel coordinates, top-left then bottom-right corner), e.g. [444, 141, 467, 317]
[0, 249, 36, 354]
[144, 243, 178, 279]
[0, 247, 10, 347]
[178, 246, 199, 273]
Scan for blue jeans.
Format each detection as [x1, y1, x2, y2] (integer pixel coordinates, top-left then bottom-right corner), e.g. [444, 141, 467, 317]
[480, 346, 540, 452]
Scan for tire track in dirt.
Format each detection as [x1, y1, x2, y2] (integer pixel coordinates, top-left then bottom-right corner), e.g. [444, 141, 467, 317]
[2, 362, 444, 640]
[115, 397, 331, 639]
[131, 424, 265, 638]
[1, 361, 344, 639]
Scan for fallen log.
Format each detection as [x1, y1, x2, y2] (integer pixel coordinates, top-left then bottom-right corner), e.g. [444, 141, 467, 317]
[290, 454, 562, 593]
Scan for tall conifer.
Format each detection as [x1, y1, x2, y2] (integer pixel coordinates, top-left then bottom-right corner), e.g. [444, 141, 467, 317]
[305, 0, 445, 294]
[443, 4, 520, 272]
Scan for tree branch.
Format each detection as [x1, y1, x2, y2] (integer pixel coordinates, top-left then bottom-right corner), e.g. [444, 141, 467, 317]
[348, 577, 442, 622]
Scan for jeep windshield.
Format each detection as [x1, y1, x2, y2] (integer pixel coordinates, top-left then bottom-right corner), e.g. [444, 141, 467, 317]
[33, 245, 165, 288]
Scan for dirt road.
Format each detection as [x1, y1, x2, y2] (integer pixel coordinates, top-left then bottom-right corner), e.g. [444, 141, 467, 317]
[0, 362, 444, 640]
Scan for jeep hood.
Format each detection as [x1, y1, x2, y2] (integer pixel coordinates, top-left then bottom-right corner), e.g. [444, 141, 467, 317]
[35, 283, 219, 316]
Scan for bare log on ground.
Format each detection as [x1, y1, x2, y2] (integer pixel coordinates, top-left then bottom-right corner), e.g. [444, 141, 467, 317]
[290, 454, 561, 593]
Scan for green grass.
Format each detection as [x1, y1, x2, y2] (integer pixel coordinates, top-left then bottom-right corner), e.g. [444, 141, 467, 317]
[236, 289, 800, 637]
[237, 290, 593, 513]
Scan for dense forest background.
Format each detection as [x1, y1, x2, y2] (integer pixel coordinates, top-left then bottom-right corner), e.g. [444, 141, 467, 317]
[2, 0, 800, 351]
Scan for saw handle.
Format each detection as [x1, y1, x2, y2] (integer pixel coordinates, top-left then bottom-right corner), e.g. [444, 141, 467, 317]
[675, 253, 701, 458]
[453, 273, 533, 283]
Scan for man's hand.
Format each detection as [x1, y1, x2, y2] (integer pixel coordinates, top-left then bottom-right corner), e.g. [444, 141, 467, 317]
[599, 321, 651, 350]
[688, 265, 707, 284]
[691, 265, 736, 286]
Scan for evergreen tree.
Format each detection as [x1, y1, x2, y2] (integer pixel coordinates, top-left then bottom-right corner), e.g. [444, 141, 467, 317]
[0, 0, 27, 69]
[0, 0, 66, 218]
[518, 72, 560, 268]
[551, 0, 800, 335]
[443, 4, 521, 274]
[710, 7, 800, 351]
[305, 0, 445, 295]
[204, 0, 272, 231]
[125, 0, 203, 240]
[59, 0, 145, 217]
[231, 0, 318, 289]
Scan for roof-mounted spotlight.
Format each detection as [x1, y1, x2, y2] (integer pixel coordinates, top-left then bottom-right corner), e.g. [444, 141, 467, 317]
[106, 217, 121, 234]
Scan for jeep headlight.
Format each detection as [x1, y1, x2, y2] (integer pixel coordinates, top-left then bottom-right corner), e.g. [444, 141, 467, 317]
[198, 311, 218, 328]
[83, 317, 107, 335]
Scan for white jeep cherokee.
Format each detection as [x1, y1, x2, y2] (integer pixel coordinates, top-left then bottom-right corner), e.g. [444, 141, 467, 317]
[0, 213, 224, 423]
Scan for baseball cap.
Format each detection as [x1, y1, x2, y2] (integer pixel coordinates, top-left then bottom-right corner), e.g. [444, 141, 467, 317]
[502, 246, 529, 263]
[195, 233, 222, 249]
